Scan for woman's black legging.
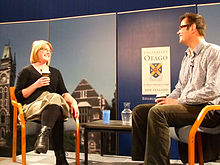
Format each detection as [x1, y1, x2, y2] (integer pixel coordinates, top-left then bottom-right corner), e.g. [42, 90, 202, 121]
[41, 104, 62, 128]
[40, 104, 65, 151]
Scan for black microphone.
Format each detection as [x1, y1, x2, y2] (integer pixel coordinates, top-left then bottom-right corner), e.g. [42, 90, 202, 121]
[190, 59, 194, 68]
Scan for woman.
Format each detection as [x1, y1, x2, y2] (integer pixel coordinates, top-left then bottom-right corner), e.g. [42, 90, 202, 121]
[15, 40, 79, 165]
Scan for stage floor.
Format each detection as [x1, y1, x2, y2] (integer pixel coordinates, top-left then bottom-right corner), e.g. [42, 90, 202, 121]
[0, 150, 219, 165]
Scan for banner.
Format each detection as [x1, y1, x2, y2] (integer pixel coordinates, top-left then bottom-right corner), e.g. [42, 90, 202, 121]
[142, 46, 171, 95]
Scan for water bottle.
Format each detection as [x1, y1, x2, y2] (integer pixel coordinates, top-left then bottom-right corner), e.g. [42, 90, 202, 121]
[121, 102, 132, 125]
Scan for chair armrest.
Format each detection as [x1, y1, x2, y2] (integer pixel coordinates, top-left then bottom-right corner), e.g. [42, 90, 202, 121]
[189, 105, 220, 139]
[11, 100, 26, 127]
[188, 105, 220, 165]
[11, 100, 24, 115]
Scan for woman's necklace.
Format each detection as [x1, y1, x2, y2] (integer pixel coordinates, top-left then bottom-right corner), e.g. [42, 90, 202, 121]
[32, 63, 48, 74]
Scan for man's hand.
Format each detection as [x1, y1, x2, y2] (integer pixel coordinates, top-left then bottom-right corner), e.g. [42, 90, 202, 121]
[155, 98, 178, 105]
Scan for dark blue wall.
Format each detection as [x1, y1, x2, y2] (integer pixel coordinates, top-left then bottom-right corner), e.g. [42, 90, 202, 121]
[0, 0, 220, 22]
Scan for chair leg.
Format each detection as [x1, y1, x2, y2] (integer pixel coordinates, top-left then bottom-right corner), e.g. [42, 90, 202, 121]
[12, 108, 17, 162]
[21, 124, 26, 165]
[196, 132, 204, 165]
[75, 118, 80, 165]
[18, 111, 26, 165]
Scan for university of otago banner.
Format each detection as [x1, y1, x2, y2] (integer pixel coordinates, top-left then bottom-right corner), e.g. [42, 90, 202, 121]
[142, 46, 171, 95]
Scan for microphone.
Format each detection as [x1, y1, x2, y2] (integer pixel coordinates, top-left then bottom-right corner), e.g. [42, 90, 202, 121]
[190, 59, 194, 68]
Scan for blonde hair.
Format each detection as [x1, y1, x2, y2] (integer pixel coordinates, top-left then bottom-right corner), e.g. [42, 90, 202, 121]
[30, 40, 53, 65]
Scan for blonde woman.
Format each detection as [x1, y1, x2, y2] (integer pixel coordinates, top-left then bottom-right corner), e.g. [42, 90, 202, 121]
[15, 40, 79, 165]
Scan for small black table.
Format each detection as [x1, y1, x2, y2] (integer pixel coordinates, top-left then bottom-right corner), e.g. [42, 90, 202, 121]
[82, 120, 132, 165]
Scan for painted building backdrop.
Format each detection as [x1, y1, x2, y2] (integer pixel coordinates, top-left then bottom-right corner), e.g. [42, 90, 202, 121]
[0, 13, 116, 155]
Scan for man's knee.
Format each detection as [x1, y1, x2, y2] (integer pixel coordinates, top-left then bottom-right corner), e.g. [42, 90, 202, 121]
[133, 104, 144, 115]
[132, 104, 152, 116]
[148, 105, 165, 120]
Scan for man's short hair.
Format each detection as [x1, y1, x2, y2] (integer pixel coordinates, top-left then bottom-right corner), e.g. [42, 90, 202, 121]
[180, 12, 206, 36]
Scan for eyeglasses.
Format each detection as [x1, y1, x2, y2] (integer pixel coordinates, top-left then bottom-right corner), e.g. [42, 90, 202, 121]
[179, 24, 191, 30]
[40, 48, 52, 53]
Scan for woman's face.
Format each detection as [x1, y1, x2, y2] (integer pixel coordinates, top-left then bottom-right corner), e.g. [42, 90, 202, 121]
[37, 44, 52, 64]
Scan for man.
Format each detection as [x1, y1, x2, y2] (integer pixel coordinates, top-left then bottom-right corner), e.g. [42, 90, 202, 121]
[132, 13, 220, 165]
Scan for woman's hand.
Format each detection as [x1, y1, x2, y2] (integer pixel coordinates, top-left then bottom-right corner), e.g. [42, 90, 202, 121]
[62, 93, 80, 118]
[70, 101, 79, 118]
[22, 77, 50, 98]
[34, 77, 50, 88]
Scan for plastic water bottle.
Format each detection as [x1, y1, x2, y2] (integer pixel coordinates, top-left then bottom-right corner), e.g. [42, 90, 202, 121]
[121, 102, 132, 125]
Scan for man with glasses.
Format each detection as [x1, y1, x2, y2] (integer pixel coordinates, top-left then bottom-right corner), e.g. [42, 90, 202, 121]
[132, 12, 220, 165]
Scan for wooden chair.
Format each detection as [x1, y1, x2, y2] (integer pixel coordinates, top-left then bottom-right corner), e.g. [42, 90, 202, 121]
[170, 105, 220, 165]
[10, 87, 80, 165]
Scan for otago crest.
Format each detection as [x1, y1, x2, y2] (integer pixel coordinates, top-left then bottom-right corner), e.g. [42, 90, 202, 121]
[142, 46, 170, 95]
[150, 63, 162, 78]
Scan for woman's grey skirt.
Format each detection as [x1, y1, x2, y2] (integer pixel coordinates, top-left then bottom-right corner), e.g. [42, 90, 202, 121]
[23, 91, 70, 121]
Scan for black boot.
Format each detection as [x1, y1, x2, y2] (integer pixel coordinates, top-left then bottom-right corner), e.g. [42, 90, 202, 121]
[35, 126, 51, 154]
[52, 117, 69, 165]
[55, 149, 69, 165]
